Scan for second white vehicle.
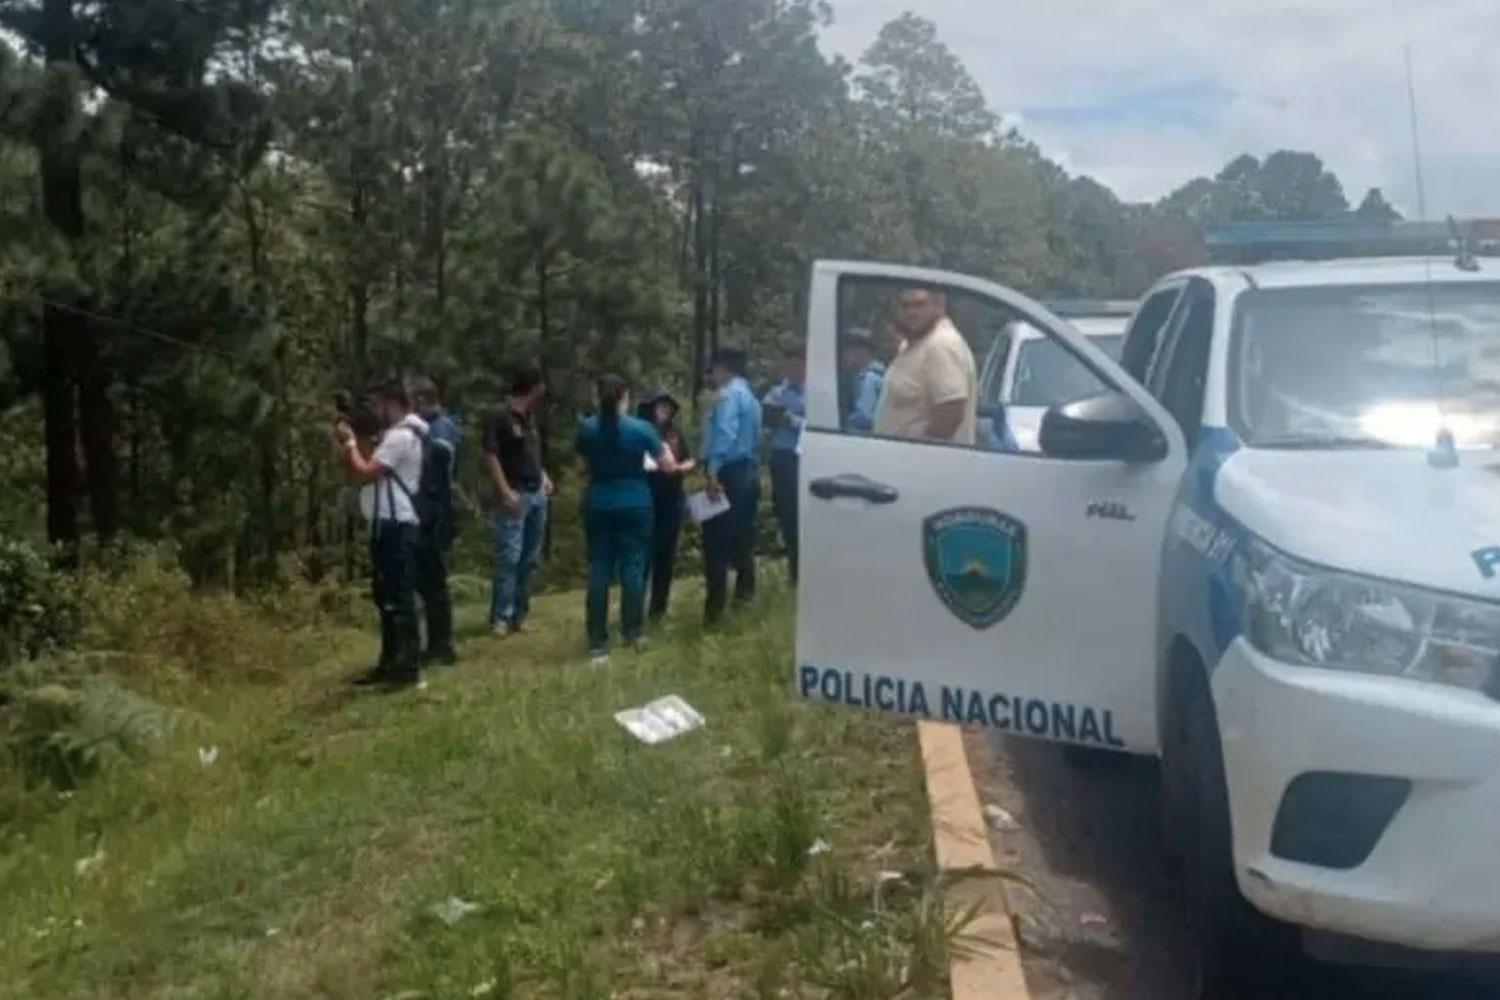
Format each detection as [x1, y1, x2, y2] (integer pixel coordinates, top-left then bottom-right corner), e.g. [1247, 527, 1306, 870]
[978, 302, 1131, 451]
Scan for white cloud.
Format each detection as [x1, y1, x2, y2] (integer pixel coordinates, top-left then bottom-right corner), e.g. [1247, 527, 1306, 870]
[820, 0, 1500, 216]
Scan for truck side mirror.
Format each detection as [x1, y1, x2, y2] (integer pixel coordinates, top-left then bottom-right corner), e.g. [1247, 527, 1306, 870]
[1038, 390, 1167, 463]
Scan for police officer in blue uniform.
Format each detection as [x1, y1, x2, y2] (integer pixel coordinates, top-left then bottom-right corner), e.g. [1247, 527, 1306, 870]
[841, 330, 886, 432]
[700, 347, 762, 624]
[762, 345, 805, 582]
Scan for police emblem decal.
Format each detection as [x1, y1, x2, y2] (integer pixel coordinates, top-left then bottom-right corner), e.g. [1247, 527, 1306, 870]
[922, 506, 1028, 630]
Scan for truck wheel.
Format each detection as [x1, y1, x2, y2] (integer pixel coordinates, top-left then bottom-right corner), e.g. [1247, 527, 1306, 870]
[1168, 679, 1297, 999]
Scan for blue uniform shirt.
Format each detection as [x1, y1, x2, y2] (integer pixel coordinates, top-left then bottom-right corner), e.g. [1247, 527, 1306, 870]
[425, 409, 462, 470]
[988, 413, 1020, 452]
[701, 375, 762, 475]
[847, 361, 885, 432]
[575, 414, 662, 511]
[762, 380, 805, 452]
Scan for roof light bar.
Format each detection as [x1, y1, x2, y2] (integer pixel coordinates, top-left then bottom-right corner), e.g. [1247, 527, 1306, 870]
[1205, 218, 1500, 265]
[1042, 299, 1138, 318]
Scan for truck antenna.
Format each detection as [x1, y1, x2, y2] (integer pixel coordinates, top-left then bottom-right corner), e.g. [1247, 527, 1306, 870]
[1405, 45, 1458, 469]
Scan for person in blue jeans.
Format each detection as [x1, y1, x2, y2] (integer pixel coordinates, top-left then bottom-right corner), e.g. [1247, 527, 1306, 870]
[575, 374, 680, 662]
[481, 364, 553, 635]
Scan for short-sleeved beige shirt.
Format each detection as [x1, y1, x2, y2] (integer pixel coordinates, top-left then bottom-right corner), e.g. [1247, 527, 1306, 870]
[872, 317, 978, 445]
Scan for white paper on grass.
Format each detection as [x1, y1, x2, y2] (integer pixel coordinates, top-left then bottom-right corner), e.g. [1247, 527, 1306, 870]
[685, 490, 730, 524]
[430, 897, 482, 926]
[615, 694, 706, 745]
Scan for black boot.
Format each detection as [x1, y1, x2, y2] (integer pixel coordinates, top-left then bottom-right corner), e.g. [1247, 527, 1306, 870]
[356, 616, 397, 686]
[384, 619, 425, 691]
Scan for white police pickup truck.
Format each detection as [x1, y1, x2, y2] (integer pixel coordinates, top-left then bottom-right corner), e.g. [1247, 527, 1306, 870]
[795, 227, 1500, 995]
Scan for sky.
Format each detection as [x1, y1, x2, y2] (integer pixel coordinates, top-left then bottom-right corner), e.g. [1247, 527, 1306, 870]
[818, 0, 1500, 217]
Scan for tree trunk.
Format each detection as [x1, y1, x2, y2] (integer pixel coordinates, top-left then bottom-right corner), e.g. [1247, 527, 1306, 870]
[426, 145, 449, 313]
[708, 144, 725, 361]
[345, 168, 367, 587]
[127, 386, 142, 520]
[40, 301, 81, 560]
[76, 335, 120, 545]
[38, 0, 84, 561]
[245, 184, 283, 574]
[535, 244, 555, 559]
[689, 131, 709, 414]
[349, 182, 371, 377]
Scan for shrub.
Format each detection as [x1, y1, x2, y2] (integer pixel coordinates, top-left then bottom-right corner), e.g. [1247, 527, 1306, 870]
[1, 661, 174, 791]
[72, 543, 346, 686]
[0, 534, 78, 669]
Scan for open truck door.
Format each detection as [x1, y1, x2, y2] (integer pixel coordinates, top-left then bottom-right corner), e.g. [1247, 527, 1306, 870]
[795, 261, 1187, 752]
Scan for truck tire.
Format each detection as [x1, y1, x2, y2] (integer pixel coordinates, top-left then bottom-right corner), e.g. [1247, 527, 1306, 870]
[1165, 677, 1298, 998]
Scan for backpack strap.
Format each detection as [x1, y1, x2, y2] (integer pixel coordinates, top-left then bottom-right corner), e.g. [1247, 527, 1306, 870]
[384, 425, 425, 511]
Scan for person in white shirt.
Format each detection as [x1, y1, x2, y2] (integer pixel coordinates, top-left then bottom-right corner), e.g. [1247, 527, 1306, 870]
[873, 285, 978, 445]
[335, 378, 430, 690]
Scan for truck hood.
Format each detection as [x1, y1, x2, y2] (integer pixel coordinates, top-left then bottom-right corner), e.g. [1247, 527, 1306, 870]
[1215, 448, 1500, 597]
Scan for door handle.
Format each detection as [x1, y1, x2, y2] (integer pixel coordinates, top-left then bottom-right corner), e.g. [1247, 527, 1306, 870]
[808, 474, 899, 504]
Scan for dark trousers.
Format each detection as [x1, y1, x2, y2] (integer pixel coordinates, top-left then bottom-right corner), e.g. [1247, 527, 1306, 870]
[415, 522, 454, 661]
[646, 499, 682, 620]
[371, 520, 422, 680]
[702, 458, 759, 623]
[585, 505, 652, 651]
[769, 449, 799, 583]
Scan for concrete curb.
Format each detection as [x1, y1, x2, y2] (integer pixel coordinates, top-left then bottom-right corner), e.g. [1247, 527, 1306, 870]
[917, 720, 1032, 1000]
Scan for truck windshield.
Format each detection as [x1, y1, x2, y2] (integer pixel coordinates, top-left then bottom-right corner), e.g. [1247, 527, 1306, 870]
[1229, 281, 1500, 448]
[1009, 334, 1123, 407]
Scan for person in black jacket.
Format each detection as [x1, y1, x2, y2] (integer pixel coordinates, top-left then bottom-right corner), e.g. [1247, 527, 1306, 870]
[637, 390, 696, 621]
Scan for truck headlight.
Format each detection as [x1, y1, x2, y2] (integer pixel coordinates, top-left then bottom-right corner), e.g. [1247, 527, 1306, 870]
[1237, 537, 1500, 692]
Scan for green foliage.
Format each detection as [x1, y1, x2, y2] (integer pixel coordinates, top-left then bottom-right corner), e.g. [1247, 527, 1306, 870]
[0, 535, 77, 666]
[2, 668, 174, 791]
[0, 2, 1367, 587]
[0, 543, 359, 824]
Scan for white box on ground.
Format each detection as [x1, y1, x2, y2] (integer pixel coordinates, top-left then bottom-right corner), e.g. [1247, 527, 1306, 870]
[615, 695, 706, 745]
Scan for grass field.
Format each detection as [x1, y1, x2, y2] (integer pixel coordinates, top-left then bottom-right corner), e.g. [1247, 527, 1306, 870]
[0, 577, 957, 1000]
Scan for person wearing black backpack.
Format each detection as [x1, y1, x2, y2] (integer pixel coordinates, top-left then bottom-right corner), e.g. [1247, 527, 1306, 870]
[410, 375, 460, 667]
[334, 378, 429, 691]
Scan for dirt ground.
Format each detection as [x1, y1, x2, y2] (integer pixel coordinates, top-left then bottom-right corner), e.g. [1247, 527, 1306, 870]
[965, 730, 1500, 1000]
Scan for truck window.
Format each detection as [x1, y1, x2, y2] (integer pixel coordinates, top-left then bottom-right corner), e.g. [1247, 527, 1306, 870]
[1119, 286, 1182, 382]
[1152, 285, 1216, 441]
[834, 276, 1120, 453]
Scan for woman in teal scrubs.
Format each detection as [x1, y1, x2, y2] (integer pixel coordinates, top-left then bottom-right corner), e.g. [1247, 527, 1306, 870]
[575, 374, 679, 661]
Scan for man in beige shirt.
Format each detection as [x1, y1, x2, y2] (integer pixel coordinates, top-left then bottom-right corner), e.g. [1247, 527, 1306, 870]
[873, 285, 979, 445]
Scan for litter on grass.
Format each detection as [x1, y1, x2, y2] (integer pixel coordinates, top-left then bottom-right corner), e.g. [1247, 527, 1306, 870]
[614, 694, 705, 745]
[429, 897, 482, 926]
[74, 847, 105, 878]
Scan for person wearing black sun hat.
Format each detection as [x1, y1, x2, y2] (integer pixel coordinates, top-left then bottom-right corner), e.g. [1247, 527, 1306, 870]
[637, 388, 696, 620]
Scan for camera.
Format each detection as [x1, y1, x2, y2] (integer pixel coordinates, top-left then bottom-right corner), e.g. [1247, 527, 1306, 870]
[333, 389, 381, 440]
